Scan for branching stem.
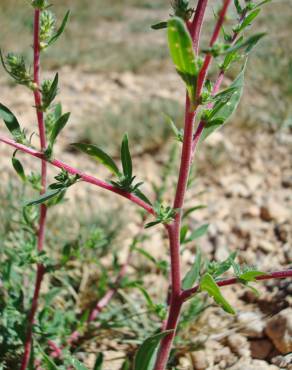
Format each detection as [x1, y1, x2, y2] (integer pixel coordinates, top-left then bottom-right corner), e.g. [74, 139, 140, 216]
[0, 136, 155, 215]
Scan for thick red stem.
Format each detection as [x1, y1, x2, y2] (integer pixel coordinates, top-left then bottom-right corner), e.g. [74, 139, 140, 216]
[20, 9, 48, 370]
[0, 136, 155, 215]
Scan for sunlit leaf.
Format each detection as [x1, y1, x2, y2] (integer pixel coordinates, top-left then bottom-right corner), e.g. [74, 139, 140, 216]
[200, 273, 235, 314]
[201, 63, 246, 141]
[121, 133, 132, 179]
[0, 102, 22, 137]
[72, 143, 120, 176]
[167, 17, 198, 105]
[48, 10, 70, 46]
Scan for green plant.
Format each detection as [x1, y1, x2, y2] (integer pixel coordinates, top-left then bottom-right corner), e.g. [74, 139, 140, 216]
[0, 1, 291, 370]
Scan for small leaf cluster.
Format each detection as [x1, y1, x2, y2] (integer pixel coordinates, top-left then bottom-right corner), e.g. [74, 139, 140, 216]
[145, 203, 177, 228]
[171, 0, 194, 21]
[200, 65, 246, 141]
[0, 52, 35, 90]
[73, 134, 151, 205]
[25, 169, 80, 207]
[31, 0, 51, 9]
[40, 10, 70, 50]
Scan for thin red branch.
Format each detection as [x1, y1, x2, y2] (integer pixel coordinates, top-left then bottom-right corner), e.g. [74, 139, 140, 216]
[0, 136, 155, 215]
[181, 269, 292, 301]
[190, 0, 209, 54]
[196, 0, 232, 98]
[20, 9, 48, 370]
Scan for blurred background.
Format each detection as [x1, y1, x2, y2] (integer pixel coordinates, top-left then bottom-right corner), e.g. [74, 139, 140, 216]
[0, 0, 291, 369]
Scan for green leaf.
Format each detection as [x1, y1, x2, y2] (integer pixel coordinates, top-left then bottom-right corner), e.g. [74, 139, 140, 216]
[47, 112, 70, 155]
[182, 249, 201, 289]
[93, 353, 104, 370]
[48, 10, 70, 46]
[224, 32, 266, 55]
[121, 359, 130, 370]
[180, 224, 189, 244]
[134, 188, 152, 206]
[200, 273, 236, 314]
[134, 331, 173, 370]
[151, 21, 168, 30]
[239, 270, 265, 282]
[164, 114, 183, 142]
[12, 153, 26, 182]
[182, 205, 206, 220]
[25, 188, 63, 207]
[133, 247, 157, 264]
[234, 9, 261, 33]
[208, 252, 237, 278]
[72, 143, 120, 176]
[121, 133, 132, 179]
[254, 0, 271, 9]
[183, 224, 209, 243]
[201, 63, 246, 141]
[167, 17, 198, 105]
[0, 102, 21, 137]
[43, 73, 58, 109]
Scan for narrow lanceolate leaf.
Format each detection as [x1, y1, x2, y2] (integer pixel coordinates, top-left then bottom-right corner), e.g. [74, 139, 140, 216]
[12, 154, 26, 182]
[25, 188, 63, 207]
[182, 249, 202, 290]
[72, 143, 120, 176]
[43, 73, 58, 109]
[200, 273, 236, 314]
[121, 133, 132, 179]
[234, 9, 261, 33]
[47, 112, 70, 155]
[93, 353, 104, 370]
[48, 10, 70, 46]
[239, 270, 265, 282]
[134, 188, 152, 206]
[0, 103, 21, 136]
[168, 17, 198, 105]
[224, 32, 266, 55]
[184, 224, 209, 243]
[182, 205, 207, 220]
[151, 21, 167, 30]
[201, 63, 246, 141]
[134, 331, 173, 370]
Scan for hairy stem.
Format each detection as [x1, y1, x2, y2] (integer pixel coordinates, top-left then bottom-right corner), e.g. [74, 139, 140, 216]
[21, 9, 48, 370]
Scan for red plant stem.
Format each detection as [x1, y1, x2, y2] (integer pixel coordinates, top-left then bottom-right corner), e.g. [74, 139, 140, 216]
[0, 136, 155, 216]
[196, 0, 232, 98]
[21, 9, 48, 370]
[181, 270, 292, 301]
[190, 0, 209, 54]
